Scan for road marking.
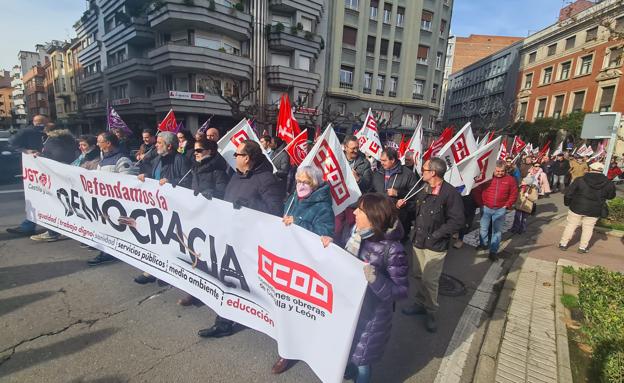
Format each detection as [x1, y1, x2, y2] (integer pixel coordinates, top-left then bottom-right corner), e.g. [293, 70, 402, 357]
[433, 259, 504, 383]
[0, 189, 23, 194]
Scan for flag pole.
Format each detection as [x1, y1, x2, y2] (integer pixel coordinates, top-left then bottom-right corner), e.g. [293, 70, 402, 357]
[177, 169, 192, 186]
[402, 177, 423, 201]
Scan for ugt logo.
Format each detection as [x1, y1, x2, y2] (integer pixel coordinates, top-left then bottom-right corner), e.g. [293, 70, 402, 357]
[258, 246, 333, 313]
[23, 168, 52, 189]
[231, 130, 250, 147]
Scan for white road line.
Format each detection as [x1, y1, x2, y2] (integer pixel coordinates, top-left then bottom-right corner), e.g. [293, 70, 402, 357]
[0, 189, 24, 194]
[433, 259, 504, 383]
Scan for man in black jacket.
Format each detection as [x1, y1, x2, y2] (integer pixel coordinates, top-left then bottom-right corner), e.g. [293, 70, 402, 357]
[559, 162, 616, 253]
[551, 153, 570, 192]
[269, 136, 291, 187]
[198, 140, 285, 338]
[402, 157, 464, 332]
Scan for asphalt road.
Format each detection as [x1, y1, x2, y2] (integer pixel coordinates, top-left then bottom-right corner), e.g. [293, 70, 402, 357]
[0, 182, 494, 383]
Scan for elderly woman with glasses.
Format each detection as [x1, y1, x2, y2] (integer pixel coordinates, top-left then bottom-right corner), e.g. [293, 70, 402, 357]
[271, 165, 335, 374]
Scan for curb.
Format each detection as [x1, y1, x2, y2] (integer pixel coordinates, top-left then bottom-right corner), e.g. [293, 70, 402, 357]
[595, 225, 624, 238]
[473, 252, 527, 383]
[555, 265, 573, 383]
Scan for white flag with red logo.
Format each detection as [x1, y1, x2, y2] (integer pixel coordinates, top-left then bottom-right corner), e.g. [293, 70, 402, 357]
[511, 136, 527, 156]
[436, 122, 478, 187]
[355, 109, 383, 161]
[552, 141, 564, 156]
[285, 130, 309, 166]
[498, 139, 508, 160]
[218, 119, 276, 172]
[401, 117, 423, 173]
[301, 125, 361, 215]
[450, 137, 502, 195]
[276, 94, 301, 144]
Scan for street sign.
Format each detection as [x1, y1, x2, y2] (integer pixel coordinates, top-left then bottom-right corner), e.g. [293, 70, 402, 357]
[581, 113, 620, 139]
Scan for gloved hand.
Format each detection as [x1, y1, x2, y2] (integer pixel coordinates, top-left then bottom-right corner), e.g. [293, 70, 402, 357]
[201, 190, 213, 200]
[193, 190, 200, 197]
[233, 199, 247, 210]
[363, 264, 376, 284]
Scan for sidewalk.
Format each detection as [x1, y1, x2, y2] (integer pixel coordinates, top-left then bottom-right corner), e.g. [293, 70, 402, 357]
[475, 201, 624, 383]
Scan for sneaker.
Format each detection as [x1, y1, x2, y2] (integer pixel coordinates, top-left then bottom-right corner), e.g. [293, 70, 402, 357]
[476, 244, 489, 252]
[6, 226, 36, 236]
[488, 252, 499, 262]
[197, 324, 233, 338]
[577, 248, 589, 254]
[134, 274, 156, 284]
[401, 303, 427, 316]
[425, 312, 438, 333]
[558, 244, 568, 251]
[30, 232, 61, 242]
[453, 240, 464, 249]
[87, 253, 118, 266]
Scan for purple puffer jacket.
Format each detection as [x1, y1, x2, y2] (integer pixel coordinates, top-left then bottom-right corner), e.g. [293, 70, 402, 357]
[350, 221, 409, 366]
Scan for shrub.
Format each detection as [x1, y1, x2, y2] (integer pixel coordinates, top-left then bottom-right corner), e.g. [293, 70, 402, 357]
[561, 293, 579, 309]
[233, 2, 244, 11]
[296, 22, 304, 31]
[290, 25, 298, 34]
[607, 197, 624, 223]
[208, 0, 215, 10]
[590, 340, 624, 383]
[275, 22, 284, 32]
[304, 31, 314, 40]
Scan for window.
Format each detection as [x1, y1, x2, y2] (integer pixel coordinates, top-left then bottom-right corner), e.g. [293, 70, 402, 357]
[188, 29, 195, 45]
[542, 67, 553, 84]
[336, 103, 346, 116]
[440, 20, 447, 34]
[340, 66, 353, 89]
[112, 84, 127, 99]
[579, 54, 593, 75]
[586, 27, 598, 42]
[370, 0, 378, 20]
[272, 14, 291, 27]
[616, 16, 624, 32]
[552, 95, 564, 118]
[547, 44, 557, 56]
[524, 73, 533, 89]
[393, 42, 402, 59]
[342, 26, 357, 45]
[401, 113, 421, 128]
[301, 17, 313, 32]
[436, 52, 443, 69]
[528, 52, 536, 64]
[536, 98, 546, 118]
[380, 39, 389, 56]
[565, 36, 576, 50]
[363, 72, 372, 93]
[270, 53, 290, 67]
[298, 55, 311, 71]
[413, 79, 424, 98]
[518, 102, 528, 121]
[599, 86, 615, 112]
[376, 75, 385, 95]
[417, 45, 429, 64]
[389, 77, 398, 96]
[572, 91, 585, 112]
[609, 46, 622, 67]
[432, 84, 438, 102]
[421, 11, 433, 31]
[366, 36, 376, 53]
[383, 4, 392, 24]
[345, 0, 358, 10]
[559, 61, 571, 80]
[396, 7, 405, 27]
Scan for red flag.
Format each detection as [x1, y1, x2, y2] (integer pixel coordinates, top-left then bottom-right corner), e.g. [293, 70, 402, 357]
[158, 109, 178, 132]
[423, 127, 453, 161]
[498, 139, 508, 160]
[314, 125, 321, 141]
[398, 134, 408, 157]
[286, 130, 309, 166]
[536, 140, 551, 161]
[276, 94, 301, 143]
[511, 136, 527, 156]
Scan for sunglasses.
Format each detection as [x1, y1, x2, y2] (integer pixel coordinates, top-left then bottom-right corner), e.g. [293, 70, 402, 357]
[233, 152, 247, 158]
[194, 148, 207, 153]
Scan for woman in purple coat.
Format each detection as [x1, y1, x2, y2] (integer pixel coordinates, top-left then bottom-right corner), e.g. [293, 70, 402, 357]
[344, 193, 409, 382]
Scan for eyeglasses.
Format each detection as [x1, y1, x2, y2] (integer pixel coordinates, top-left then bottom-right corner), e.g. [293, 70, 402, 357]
[194, 148, 207, 153]
[422, 168, 433, 172]
[296, 179, 313, 186]
[233, 152, 247, 158]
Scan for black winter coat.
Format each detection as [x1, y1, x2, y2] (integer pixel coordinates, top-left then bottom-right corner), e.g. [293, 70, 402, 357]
[9, 125, 45, 152]
[411, 181, 465, 252]
[551, 159, 570, 176]
[190, 154, 230, 199]
[224, 157, 286, 217]
[150, 152, 191, 187]
[41, 129, 77, 164]
[564, 172, 616, 217]
[270, 143, 291, 181]
[371, 164, 418, 201]
[348, 153, 373, 193]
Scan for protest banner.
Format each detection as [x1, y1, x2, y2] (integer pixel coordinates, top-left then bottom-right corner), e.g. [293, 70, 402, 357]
[21, 154, 367, 383]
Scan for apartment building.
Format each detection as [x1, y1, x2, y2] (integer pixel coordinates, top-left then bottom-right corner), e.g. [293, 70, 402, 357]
[46, 41, 81, 126]
[325, 0, 453, 137]
[10, 66, 27, 125]
[23, 65, 49, 120]
[0, 71, 12, 127]
[444, 40, 522, 133]
[516, 0, 624, 122]
[451, 35, 523, 74]
[71, 0, 329, 133]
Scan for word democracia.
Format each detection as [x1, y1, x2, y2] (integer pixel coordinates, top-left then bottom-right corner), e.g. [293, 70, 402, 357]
[80, 175, 169, 210]
[56, 186, 249, 292]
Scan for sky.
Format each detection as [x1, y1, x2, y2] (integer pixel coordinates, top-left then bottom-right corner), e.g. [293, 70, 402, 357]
[0, 0, 569, 72]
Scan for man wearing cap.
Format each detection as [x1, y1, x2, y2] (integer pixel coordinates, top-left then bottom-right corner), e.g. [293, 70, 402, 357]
[551, 153, 570, 192]
[559, 162, 615, 254]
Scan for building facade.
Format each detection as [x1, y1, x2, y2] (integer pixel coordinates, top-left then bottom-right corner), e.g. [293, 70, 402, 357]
[325, 0, 454, 137]
[23, 65, 49, 120]
[451, 34, 523, 74]
[0, 71, 12, 127]
[444, 40, 522, 134]
[10, 66, 27, 125]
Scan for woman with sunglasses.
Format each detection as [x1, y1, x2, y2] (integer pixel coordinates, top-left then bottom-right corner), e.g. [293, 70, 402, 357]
[272, 165, 334, 374]
[528, 162, 551, 196]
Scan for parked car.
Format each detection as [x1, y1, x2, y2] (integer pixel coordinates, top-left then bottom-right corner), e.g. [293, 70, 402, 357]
[0, 130, 22, 184]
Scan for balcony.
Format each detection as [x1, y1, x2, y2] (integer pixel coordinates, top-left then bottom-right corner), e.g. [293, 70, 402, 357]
[78, 73, 104, 94]
[82, 102, 106, 117]
[266, 66, 321, 91]
[105, 58, 155, 83]
[339, 82, 353, 90]
[268, 30, 323, 58]
[78, 41, 101, 63]
[12, 89, 24, 98]
[13, 99, 25, 106]
[148, 43, 253, 79]
[148, 0, 252, 40]
[74, 7, 98, 37]
[102, 17, 154, 51]
[363, 88, 371, 94]
[111, 97, 154, 115]
[269, 0, 324, 21]
[151, 92, 235, 116]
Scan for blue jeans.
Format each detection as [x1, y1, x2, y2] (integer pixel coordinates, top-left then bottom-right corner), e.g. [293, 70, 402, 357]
[355, 365, 371, 383]
[20, 219, 36, 232]
[480, 207, 507, 254]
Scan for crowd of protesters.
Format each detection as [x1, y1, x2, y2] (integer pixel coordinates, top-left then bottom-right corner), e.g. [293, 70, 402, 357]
[5, 114, 621, 382]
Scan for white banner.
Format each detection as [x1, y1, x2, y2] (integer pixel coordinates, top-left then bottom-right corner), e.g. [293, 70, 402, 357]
[355, 109, 383, 161]
[448, 137, 502, 195]
[437, 122, 478, 188]
[402, 118, 423, 174]
[21, 154, 367, 383]
[217, 118, 276, 172]
[301, 125, 362, 215]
